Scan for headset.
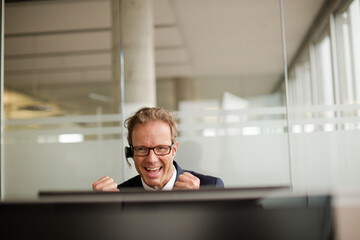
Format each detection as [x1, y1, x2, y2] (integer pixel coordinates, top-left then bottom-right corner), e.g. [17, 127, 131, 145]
[125, 146, 133, 158]
[124, 146, 133, 167]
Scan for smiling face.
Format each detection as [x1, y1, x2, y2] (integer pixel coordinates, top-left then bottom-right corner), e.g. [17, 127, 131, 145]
[131, 120, 178, 190]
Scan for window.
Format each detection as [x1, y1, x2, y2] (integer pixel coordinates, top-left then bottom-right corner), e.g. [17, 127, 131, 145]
[335, 0, 360, 106]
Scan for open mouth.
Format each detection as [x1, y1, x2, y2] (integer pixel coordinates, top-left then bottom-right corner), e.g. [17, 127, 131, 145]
[145, 167, 162, 176]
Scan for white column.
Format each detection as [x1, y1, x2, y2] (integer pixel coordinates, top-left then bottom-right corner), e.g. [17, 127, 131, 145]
[123, 0, 156, 107]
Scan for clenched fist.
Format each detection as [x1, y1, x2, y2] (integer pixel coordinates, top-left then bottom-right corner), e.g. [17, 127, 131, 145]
[92, 176, 119, 192]
[174, 172, 200, 190]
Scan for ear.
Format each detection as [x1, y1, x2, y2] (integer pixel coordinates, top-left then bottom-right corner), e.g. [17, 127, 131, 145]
[172, 141, 179, 157]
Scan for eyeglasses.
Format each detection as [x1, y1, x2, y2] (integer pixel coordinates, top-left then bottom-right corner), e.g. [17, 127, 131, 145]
[132, 144, 174, 157]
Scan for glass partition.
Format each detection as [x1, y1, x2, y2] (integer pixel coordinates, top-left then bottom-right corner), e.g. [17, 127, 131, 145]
[3, 0, 124, 199]
[130, 0, 291, 188]
[2, 0, 360, 201]
[1, 0, 291, 199]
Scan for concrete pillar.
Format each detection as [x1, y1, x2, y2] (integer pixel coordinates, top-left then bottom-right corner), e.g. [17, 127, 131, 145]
[122, 0, 156, 107]
[111, 0, 121, 113]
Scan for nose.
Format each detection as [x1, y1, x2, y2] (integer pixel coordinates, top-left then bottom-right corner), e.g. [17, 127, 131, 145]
[146, 148, 157, 163]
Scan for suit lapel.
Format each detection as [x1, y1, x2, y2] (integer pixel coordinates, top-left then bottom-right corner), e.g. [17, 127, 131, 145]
[133, 175, 144, 189]
[173, 161, 184, 182]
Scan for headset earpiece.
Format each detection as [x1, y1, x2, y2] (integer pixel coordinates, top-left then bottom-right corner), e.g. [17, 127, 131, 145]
[125, 146, 133, 158]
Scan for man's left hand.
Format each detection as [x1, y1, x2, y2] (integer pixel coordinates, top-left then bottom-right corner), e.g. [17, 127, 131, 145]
[174, 172, 200, 190]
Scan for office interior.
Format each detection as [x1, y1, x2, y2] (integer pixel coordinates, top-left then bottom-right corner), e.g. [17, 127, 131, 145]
[1, 0, 360, 239]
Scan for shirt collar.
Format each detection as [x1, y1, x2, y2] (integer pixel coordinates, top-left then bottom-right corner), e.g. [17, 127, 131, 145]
[141, 165, 177, 191]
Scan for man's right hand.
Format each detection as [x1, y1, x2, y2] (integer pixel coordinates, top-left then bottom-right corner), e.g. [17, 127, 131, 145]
[92, 176, 119, 192]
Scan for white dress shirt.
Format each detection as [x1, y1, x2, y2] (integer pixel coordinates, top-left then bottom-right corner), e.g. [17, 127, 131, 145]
[141, 165, 177, 191]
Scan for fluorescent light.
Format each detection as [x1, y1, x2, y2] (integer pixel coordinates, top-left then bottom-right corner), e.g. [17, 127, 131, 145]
[292, 125, 302, 133]
[242, 127, 261, 136]
[58, 134, 84, 143]
[203, 129, 216, 137]
[304, 124, 315, 133]
[323, 124, 335, 132]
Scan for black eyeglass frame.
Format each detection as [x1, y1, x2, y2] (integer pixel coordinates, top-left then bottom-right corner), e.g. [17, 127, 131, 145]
[131, 143, 175, 157]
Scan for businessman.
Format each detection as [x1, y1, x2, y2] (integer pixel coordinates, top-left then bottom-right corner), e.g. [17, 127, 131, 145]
[92, 107, 224, 191]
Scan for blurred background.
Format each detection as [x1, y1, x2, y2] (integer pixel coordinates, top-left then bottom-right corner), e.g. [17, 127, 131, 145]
[1, 0, 360, 199]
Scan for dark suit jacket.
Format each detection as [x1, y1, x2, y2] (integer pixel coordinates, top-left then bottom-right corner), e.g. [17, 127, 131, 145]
[117, 161, 224, 190]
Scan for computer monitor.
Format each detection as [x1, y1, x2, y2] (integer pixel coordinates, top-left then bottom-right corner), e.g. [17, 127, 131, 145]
[0, 189, 333, 240]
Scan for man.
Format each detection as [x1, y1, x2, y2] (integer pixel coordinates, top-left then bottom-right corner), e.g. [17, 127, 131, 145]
[92, 107, 224, 191]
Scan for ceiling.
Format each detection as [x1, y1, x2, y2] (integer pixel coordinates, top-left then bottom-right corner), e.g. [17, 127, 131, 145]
[3, 0, 326, 117]
[153, 0, 325, 80]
